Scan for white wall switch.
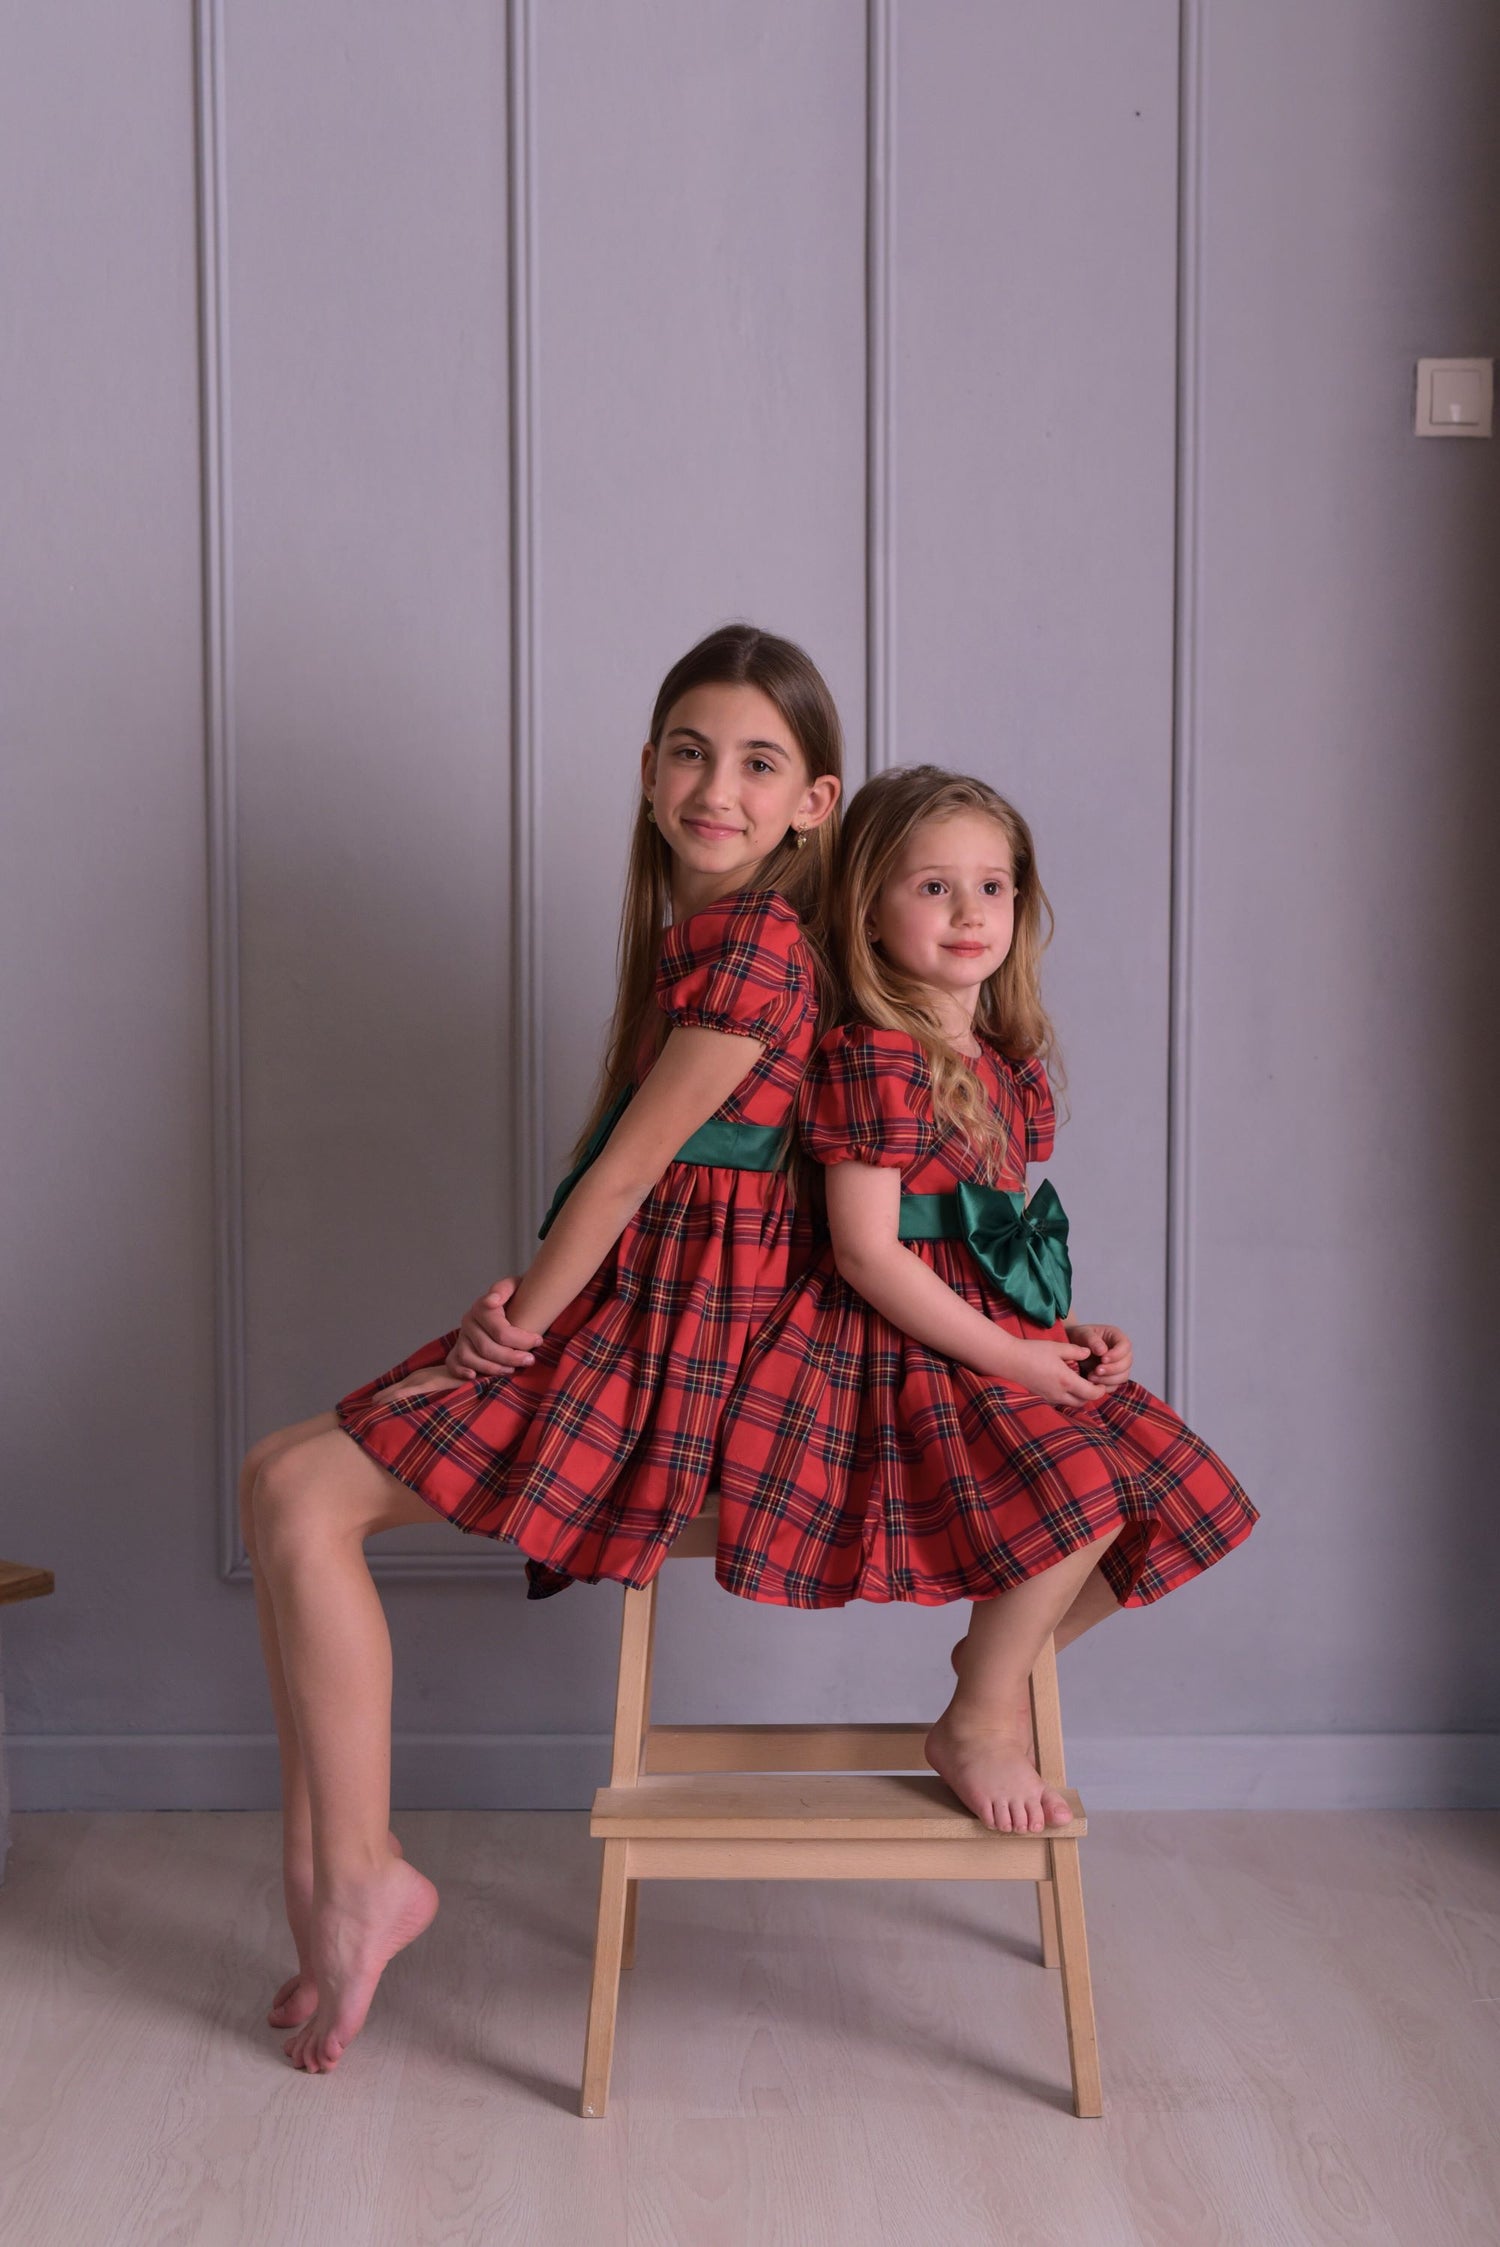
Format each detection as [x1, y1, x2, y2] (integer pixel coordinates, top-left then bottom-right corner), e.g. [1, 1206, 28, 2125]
[1414, 357, 1493, 438]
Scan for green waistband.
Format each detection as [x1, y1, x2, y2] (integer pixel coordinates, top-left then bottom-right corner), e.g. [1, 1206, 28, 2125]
[896, 1190, 989, 1241]
[672, 1118, 786, 1170]
[896, 1178, 1073, 1327]
[539, 1100, 785, 1237]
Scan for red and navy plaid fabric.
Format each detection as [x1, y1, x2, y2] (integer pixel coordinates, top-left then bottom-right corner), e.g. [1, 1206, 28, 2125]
[716, 1024, 1258, 1608]
[337, 890, 818, 1587]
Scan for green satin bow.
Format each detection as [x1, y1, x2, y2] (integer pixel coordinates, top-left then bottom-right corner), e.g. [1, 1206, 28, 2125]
[898, 1177, 1073, 1326]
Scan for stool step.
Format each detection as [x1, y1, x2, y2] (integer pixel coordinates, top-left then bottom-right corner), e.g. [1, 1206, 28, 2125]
[592, 1771, 1085, 1842]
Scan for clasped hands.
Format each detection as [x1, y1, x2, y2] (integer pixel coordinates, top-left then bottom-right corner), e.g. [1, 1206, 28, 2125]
[1011, 1321, 1133, 1410]
[368, 1281, 539, 1407]
[444, 1279, 543, 1380]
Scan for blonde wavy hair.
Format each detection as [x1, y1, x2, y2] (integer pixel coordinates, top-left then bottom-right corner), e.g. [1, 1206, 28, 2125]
[572, 624, 844, 1162]
[835, 765, 1057, 1178]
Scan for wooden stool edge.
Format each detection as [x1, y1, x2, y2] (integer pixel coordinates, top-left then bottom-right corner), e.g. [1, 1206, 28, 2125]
[0, 1563, 55, 1605]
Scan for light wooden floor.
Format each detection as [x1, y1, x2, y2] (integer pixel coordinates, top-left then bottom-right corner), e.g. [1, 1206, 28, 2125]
[0, 1812, 1495, 2247]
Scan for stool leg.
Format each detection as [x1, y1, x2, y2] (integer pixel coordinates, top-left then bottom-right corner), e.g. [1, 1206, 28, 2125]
[1049, 1836, 1102, 2117]
[581, 1840, 630, 2117]
[1027, 1656, 1061, 1968]
[611, 1583, 657, 1782]
[1035, 1876, 1061, 1968]
[586, 1582, 657, 2109]
[1028, 1634, 1066, 1786]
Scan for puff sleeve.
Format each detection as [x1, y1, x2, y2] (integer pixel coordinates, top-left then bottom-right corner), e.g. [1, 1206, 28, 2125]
[655, 892, 808, 1051]
[1007, 1054, 1057, 1163]
[798, 1026, 935, 1169]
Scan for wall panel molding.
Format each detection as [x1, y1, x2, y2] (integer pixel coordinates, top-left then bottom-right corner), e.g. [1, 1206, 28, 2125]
[195, 0, 248, 1581]
[865, 0, 894, 774]
[508, 0, 544, 1251]
[200, 1, 531, 1583]
[1166, 0, 1203, 1416]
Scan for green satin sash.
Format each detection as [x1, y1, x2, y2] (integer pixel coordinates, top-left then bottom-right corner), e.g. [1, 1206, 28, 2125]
[674, 1118, 786, 1170]
[897, 1177, 1073, 1326]
[538, 1091, 786, 1238]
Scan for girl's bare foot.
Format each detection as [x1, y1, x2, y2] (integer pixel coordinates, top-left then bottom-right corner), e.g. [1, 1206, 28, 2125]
[268, 1830, 404, 2030]
[283, 1856, 439, 2073]
[924, 1710, 1073, 1833]
[267, 1970, 317, 2034]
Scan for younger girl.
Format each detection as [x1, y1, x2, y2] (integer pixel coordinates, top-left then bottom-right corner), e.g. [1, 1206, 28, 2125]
[241, 625, 842, 2072]
[718, 765, 1257, 1834]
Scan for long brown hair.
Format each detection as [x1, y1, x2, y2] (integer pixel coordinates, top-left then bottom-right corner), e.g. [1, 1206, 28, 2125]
[573, 624, 844, 1158]
[835, 765, 1057, 1176]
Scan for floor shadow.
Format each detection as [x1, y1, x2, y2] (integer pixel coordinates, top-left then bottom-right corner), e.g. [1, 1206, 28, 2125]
[613, 1909, 1079, 2105]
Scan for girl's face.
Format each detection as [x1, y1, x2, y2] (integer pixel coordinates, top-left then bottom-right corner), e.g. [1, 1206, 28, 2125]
[871, 811, 1016, 1023]
[642, 682, 838, 902]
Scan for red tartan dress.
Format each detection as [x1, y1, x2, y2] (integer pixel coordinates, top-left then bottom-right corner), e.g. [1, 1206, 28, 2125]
[716, 1024, 1258, 1608]
[336, 890, 817, 1590]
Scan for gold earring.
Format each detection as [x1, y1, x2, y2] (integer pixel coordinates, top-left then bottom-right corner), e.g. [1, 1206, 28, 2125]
[644, 799, 656, 825]
[795, 826, 808, 850]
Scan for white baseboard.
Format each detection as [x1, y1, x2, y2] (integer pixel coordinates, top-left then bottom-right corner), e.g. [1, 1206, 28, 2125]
[9, 1731, 1500, 1813]
[1069, 1732, 1500, 1811]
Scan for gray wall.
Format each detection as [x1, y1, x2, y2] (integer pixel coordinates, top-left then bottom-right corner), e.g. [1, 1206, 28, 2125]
[3, 1, 1497, 1813]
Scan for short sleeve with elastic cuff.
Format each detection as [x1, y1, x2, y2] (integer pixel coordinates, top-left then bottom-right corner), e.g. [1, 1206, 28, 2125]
[797, 1024, 935, 1169]
[655, 890, 806, 1051]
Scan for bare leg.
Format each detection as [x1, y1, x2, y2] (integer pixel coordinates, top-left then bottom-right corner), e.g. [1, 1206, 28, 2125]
[1052, 1559, 1121, 1653]
[240, 1417, 405, 2028]
[242, 1369, 461, 2025]
[950, 1554, 1122, 1688]
[252, 1427, 446, 2071]
[926, 1530, 1122, 1832]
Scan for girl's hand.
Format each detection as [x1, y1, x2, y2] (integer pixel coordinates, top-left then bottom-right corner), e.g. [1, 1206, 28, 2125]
[1064, 1321, 1132, 1390]
[1008, 1339, 1107, 1410]
[446, 1279, 543, 1378]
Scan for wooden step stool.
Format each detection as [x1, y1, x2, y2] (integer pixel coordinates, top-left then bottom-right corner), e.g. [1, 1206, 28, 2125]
[580, 1504, 1101, 2118]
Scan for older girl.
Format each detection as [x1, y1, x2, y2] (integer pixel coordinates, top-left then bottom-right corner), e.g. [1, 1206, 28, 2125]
[242, 625, 842, 2071]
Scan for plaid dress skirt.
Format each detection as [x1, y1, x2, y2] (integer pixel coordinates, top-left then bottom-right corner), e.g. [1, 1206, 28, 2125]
[716, 1242, 1258, 1608]
[337, 886, 818, 1591]
[337, 1160, 801, 1588]
[716, 1023, 1258, 1609]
